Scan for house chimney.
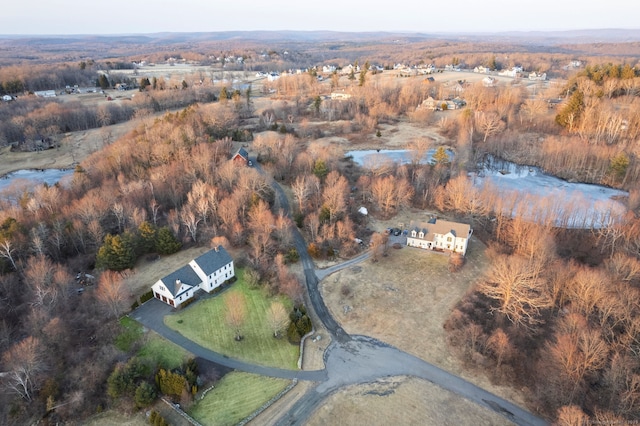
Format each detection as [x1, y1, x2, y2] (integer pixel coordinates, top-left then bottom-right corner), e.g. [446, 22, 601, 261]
[214, 245, 219, 252]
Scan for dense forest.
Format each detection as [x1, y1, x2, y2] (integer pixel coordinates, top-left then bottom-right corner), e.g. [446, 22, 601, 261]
[0, 35, 639, 424]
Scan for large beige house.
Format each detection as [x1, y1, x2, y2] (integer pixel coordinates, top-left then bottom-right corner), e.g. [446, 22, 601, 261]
[406, 218, 472, 256]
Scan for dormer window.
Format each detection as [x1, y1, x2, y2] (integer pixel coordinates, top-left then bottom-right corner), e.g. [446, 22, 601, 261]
[418, 232, 424, 238]
[411, 230, 417, 237]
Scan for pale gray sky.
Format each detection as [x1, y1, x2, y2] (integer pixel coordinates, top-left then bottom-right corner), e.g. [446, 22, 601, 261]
[1, 0, 637, 35]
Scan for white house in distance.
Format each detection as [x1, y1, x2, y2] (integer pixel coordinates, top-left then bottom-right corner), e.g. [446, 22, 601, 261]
[406, 218, 473, 257]
[151, 246, 234, 308]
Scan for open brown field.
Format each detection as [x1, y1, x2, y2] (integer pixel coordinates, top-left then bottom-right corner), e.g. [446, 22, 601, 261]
[306, 376, 512, 426]
[0, 118, 137, 177]
[319, 211, 528, 408]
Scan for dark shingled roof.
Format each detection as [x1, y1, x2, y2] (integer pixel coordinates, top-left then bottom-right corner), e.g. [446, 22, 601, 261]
[193, 246, 233, 276]
[160, 264, 201, 297]
[234, 147, 249, 160]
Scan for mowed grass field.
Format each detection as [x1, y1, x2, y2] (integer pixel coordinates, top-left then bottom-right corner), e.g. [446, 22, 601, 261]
[189, 371, 290, 426]
[165, 270, 299, 369]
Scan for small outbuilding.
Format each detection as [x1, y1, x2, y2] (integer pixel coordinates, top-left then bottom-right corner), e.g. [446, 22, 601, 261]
[231, 147, 250, 166]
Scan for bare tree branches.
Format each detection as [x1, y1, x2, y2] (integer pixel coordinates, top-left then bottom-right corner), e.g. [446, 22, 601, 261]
[96, 271, 127, 319]
[478, 254, 552, 329]
[266, 302, 289, 338]
[224, 291, 247, 341]
[1, 336, 46, 401]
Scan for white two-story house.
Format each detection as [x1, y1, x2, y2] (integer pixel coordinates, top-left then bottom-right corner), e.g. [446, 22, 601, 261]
[406, 218, 472, 257]
[152, 246, 234, 308]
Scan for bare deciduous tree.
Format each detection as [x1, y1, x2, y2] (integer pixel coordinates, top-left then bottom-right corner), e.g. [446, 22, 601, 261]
[321, 171, 348, 223]
[370, 175, 414, 217]
[486, 328, 512, 369]
[478, 254, 552, 329]
[556, 405, 589, 426]
[96, 271, 127, 319]
[291, 174, 311, 213]
[1, 336, 46, 401]
[475, 110, 506, 142]
[370, 232, 389, 262]
[224, 291, 247, 341]
[266, 302, 289, 338]
[0, 238, 17, 271]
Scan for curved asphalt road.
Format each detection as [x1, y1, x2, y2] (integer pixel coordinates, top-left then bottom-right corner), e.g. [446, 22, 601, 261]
[132, 158, 549, 426]
[132, 299, 326, 382]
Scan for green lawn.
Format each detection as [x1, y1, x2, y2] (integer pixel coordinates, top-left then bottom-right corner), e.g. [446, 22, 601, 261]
[115, 317, 144, 352]
[189, 372, 290, 426]
[117, 317, 189, 370]
[164, 269, 299, 369]
[138, 331, 189, 370]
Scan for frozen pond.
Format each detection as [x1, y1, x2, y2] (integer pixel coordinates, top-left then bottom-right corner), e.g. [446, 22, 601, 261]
[473, 156, 628, 228]
[0, 169, 74, 192]
[347, 149, 628, 229]
[346, 149, 453, 168]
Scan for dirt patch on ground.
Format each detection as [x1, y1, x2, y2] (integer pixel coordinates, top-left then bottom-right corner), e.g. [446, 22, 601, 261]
[248, 380, 316, 426]
[319, 212, 527, 408]
[306, 376, 511, 426]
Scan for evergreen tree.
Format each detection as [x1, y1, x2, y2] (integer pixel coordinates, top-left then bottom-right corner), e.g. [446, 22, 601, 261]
[432, 146, 450, 165]
[313, 159, 328, 180]
[155, 227, 181, 255]
[245, 85, 252, 109]
[313, 95, 322, 115]
[98, 74, 110, 90]
[621, 64, 636, 79]
[359, 69, 367, 86]
[609, 152, 630, 183]
[138, 221, 157, 254]
[219, 86, 229, 102]
[139, 77, 151, 91]
[96, 233, 136, 271]
[555, 90, 584, 131]
[134, 381, 157, 408]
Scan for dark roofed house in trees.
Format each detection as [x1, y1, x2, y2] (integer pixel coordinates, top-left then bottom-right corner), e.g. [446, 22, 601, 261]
[151, 246, 234, 308]
[232, 147, 249, 166]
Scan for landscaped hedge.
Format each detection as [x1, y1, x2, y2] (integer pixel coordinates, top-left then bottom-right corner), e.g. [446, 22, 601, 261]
[140, 290, 154, 304]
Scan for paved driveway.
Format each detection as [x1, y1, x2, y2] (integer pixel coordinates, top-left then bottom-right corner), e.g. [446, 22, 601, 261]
[129, 157, 550, 426]
[132, 298, 326, 382]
